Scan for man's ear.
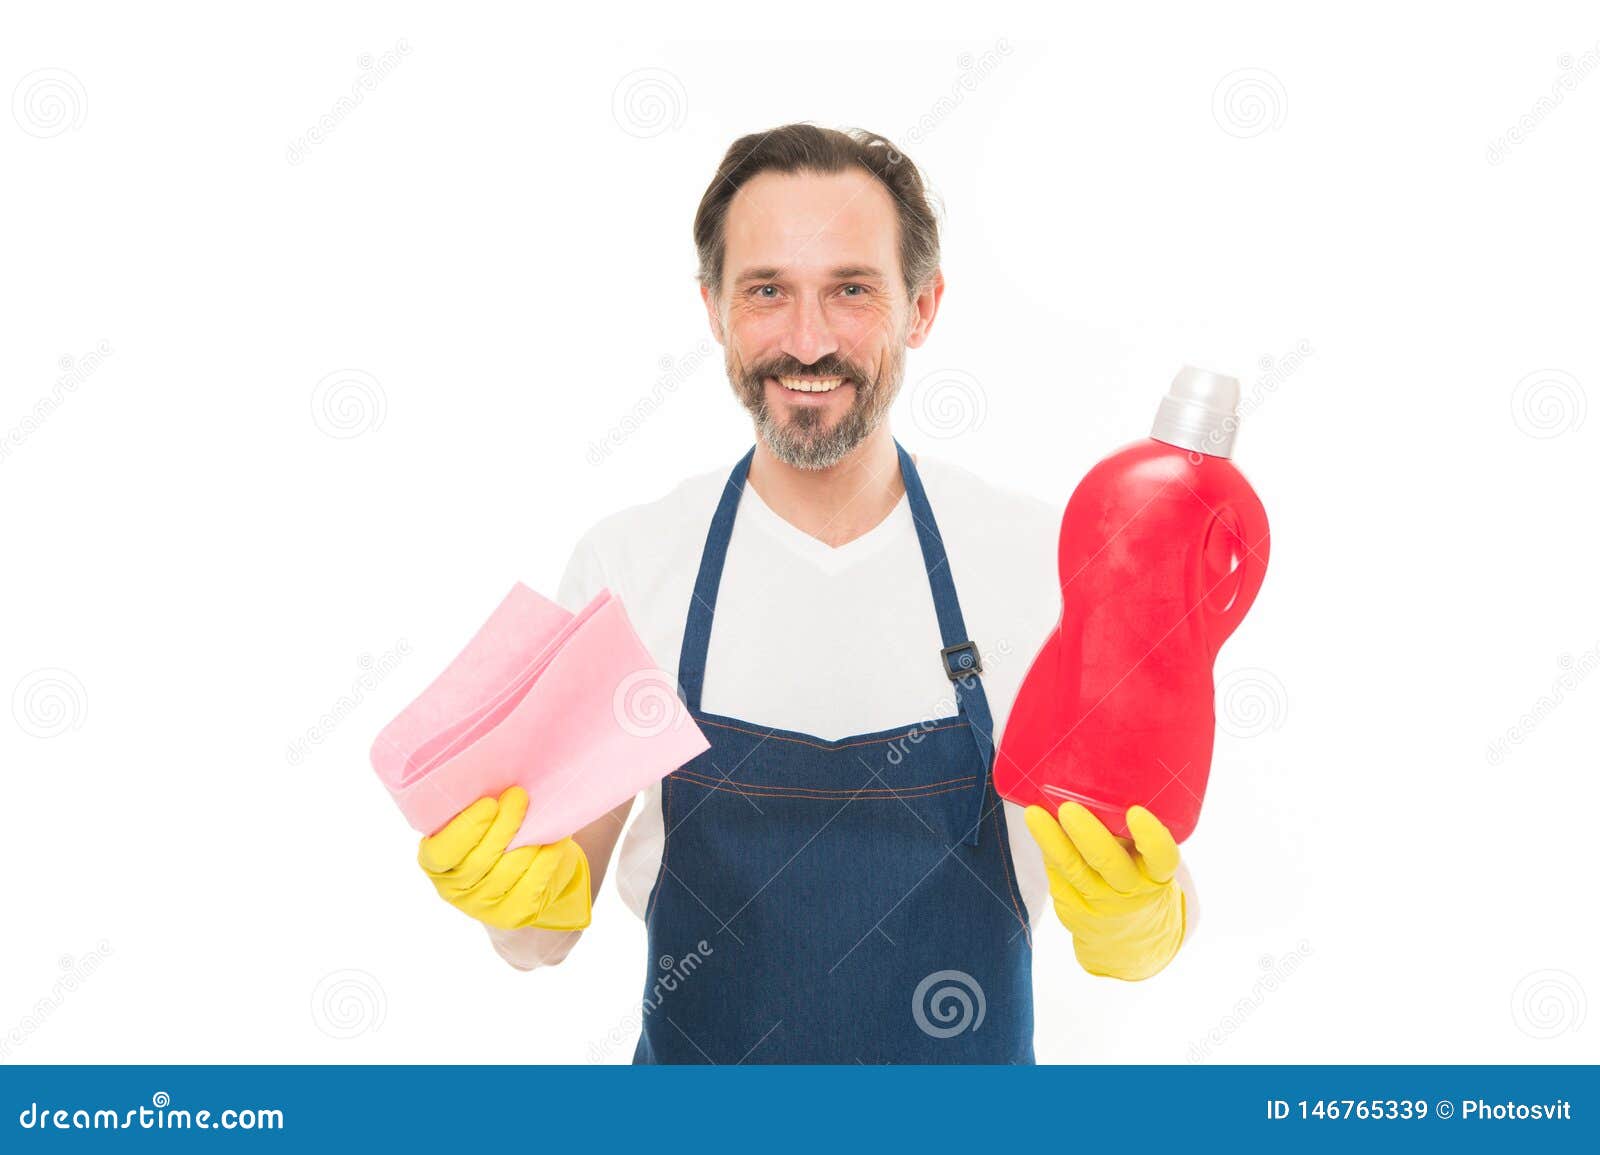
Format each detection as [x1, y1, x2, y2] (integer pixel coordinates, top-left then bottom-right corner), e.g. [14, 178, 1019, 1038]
[700, 283, 727, 346]
[905, 268, 945, 350]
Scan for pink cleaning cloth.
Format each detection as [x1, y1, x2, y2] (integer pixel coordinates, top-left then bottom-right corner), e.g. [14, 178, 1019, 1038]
[370, 584, 708, 848]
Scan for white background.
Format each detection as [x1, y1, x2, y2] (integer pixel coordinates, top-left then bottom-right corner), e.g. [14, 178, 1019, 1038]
[3, 2, 1597, 1064]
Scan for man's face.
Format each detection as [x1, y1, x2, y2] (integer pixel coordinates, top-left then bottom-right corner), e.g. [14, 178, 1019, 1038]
[706, 169, 935, 469]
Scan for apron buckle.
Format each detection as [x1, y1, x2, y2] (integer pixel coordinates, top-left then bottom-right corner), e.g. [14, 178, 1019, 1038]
[940, 640, 982, 681]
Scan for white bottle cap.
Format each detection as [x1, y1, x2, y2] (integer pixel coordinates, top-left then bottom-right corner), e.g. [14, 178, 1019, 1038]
[1150, 365, 1242, 457]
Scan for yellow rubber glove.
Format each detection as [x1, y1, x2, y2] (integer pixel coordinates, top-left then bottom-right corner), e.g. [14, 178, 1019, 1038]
[417, 786, 592, 931]
[1024, 801, 1186, 981]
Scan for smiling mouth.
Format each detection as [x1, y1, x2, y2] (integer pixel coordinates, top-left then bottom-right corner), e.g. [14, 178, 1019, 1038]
[771, 375, 851, 394]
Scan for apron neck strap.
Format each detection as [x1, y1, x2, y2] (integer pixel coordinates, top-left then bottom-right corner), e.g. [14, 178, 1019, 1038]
[676, 441, 995, 843]
[677, 445, 756, 713]
[896, 442, 999, 830]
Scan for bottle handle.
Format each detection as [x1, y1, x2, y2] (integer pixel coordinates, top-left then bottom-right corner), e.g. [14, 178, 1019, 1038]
[1202, 488, 1271, 656]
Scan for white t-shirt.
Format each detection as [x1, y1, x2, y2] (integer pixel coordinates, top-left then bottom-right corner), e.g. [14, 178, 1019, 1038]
[556, 452, 1064, 926]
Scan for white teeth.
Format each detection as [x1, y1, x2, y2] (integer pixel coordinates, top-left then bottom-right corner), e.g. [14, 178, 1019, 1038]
[776, 375, 846, 393]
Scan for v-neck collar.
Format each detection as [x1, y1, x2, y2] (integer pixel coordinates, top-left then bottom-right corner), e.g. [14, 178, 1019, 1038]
[738, 475, 915, 575]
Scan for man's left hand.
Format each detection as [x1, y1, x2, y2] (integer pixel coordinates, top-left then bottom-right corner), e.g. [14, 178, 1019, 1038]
[1023, 801, 1186, 981]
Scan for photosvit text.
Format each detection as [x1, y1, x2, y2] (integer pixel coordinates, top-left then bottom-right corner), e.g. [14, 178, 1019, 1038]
[1265, 1098, 1573, 1122]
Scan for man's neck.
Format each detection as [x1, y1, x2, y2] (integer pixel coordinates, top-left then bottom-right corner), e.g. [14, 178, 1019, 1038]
[746, 428, 905, 549]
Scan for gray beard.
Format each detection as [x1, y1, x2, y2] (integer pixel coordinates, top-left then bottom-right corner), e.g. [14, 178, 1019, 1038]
[732, 354, 904, 471]
[754, 397, 879, 470]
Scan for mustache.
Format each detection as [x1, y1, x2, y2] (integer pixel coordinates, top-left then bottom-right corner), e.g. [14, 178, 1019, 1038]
[744, 354, 869, 386]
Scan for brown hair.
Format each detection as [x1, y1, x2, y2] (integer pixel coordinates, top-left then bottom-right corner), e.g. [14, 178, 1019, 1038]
[692, 123, 941, 301]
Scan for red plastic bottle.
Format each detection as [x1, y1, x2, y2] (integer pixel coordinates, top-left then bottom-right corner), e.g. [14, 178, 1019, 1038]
[995, 367, 1270, 843]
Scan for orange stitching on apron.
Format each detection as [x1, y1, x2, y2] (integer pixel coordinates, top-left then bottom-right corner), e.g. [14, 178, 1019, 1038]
[694, 717, 971, 750]
[646, 777, 672, 925]
[671, 770, 978, 798]
[670, 780, 980, 803]
[990, 799, 1031, 948]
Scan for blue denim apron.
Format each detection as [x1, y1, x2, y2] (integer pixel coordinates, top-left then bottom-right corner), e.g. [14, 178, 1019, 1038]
[633, 442, 1034, 1064]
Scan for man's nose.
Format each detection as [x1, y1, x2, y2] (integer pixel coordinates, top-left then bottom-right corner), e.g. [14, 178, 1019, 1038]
[781, 293, 839, 367]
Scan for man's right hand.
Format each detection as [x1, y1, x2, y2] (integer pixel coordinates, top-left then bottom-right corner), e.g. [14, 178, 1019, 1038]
[417, 786, 592, 931]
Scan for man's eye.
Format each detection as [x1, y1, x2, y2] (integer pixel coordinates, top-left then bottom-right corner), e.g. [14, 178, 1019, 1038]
[753, 284, 779, 298]
[840, 284, 868, 297]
